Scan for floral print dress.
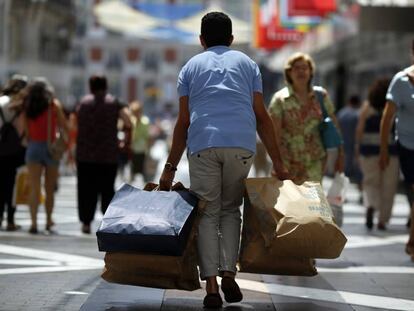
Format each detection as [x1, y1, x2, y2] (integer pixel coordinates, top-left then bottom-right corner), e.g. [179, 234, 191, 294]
[269, 85, 335, 184]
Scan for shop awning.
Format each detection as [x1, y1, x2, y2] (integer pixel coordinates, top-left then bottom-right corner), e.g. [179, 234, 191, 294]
[176, 4, 251, 44]
[94, 0, 160, 35]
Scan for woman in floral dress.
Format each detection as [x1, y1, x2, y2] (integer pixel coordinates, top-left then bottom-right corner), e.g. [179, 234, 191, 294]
[268, 52, 344, 184]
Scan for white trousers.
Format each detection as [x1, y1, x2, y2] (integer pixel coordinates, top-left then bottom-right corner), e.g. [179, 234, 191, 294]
[188, 147, 254, 279]
[360, 155, 399, 223]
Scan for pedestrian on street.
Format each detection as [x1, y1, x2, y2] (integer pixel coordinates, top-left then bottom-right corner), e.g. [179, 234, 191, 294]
[129, 101, 151, 184]
[337, 95, 363, 201]
[23, 78, 68, 234]
[76, 75, 131, 234]
[380, 39, 414, 261]
[268, 52, 344, 185]
[356, 78, 399, 231]
[0, 75, 28, 231]
[159, 12, 290, 309]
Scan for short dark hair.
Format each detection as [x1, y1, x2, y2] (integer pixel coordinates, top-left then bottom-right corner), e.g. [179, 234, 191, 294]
[367, 77, 391, 113]
[201, 12, 232, 48]
[349, 95, 361, 108]
[89, 75, 107, 93]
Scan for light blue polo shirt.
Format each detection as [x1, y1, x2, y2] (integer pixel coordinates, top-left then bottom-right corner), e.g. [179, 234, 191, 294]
[386, 69, 414, 149]
[177, 45, 262, 154]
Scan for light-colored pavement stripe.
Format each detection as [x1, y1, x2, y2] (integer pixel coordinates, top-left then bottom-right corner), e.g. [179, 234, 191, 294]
[0, 259, 61, 266]
[344, 217, 409, 225]
[345, 234, 408, 249]
[0, 230, 97, 239]
[65, 291, 88, 295]
[0, 266, 101, 275]
[318, 266, 414, 274]
[238, 279, 414, 311]
[14, 217, 79, 226]
[0, 244, 103, 267]
[343, 205, 410, 216]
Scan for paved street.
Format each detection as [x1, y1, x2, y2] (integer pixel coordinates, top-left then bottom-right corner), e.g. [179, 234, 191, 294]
[1, 141, 414, 310]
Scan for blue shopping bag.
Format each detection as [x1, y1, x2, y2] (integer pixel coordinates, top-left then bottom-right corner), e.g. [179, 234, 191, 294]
[96, 183, 198, 256]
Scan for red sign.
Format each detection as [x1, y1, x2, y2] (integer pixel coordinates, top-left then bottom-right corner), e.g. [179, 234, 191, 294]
[255, 0, 303, 50]
[288, 0, 336, 17]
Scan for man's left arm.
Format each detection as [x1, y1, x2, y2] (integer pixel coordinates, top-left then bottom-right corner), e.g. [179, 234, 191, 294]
[253, 92, 290, 180]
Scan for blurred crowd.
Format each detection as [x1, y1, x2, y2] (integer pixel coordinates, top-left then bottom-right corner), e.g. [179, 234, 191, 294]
[0, 42, 413, 264]
[0, 74, 173, 234]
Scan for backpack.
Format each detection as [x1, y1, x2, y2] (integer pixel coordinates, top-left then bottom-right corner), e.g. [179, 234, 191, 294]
[0, 107, 23, 156]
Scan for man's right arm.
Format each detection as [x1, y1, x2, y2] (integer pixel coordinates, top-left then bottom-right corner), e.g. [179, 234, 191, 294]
[159, 96, 190, 190]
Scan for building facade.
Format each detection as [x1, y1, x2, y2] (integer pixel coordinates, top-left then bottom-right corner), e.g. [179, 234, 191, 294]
[0, 0, 76, 107]
[70, 0, 253, 116]
[266, 3, 414, 109]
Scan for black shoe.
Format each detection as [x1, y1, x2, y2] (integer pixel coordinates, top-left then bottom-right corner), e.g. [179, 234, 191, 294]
[221, 277, 243, 303]
[366, 207, 374, 230]
[203, 293, 223, 309]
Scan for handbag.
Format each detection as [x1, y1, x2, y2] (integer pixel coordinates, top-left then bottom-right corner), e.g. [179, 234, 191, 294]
[96, 183, 199, 255]
[47, 102, 66, 161]
[326, 172, 350, 227]
[314, 86, 343, 149]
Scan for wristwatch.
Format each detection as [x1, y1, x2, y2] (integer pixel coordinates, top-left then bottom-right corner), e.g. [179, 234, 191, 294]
[164, 162, 177, 172]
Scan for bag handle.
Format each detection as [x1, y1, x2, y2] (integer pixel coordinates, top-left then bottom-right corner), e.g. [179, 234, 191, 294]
[143, 181, 186, 192]
[313, 86, 328, 119]
[47, 102, 53, 147]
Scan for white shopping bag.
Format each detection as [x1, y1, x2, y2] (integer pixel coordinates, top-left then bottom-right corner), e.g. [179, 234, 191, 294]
[327, 172, 349, 227]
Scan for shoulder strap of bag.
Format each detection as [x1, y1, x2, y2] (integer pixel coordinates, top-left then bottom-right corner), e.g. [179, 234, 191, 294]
[47, 102, 52, 146]
[0, 106, 20, 125]
[313, 86, 328, 119]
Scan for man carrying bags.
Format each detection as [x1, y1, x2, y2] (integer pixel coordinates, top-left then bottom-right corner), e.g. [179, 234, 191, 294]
[159, 12, 289, 309]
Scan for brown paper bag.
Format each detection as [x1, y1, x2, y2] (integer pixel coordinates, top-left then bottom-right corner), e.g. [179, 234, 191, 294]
[102, 243, 200, 291]
[239, 198, 317, 276]
[101, 199, 205, 291]
[244, 177, 347, 259]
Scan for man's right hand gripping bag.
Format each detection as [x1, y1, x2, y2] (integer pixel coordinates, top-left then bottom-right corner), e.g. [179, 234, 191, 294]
[239, 178, 347, 275]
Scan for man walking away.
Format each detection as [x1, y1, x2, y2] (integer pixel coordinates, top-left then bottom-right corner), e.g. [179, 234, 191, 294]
[159, 12, 290, 308]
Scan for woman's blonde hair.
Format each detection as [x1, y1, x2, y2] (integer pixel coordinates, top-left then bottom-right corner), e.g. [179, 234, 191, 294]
[284, 52, 316, 88]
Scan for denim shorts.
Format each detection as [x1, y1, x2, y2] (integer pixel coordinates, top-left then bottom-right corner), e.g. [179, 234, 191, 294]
[25, 141, 59, 167]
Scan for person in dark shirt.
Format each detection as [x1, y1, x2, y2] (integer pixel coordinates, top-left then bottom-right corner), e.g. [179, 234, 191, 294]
[76, 75, 131, 234]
